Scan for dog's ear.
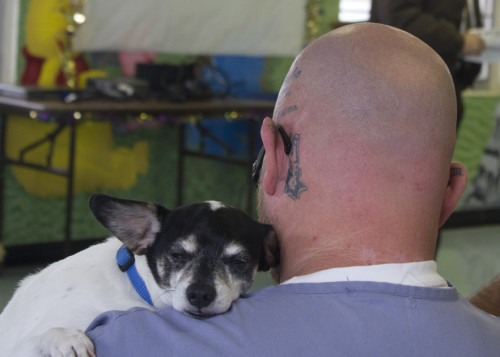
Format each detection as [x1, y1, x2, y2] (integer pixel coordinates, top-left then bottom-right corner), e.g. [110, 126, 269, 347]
[258, 224, 280, 272]
[89, 194, 166, 255]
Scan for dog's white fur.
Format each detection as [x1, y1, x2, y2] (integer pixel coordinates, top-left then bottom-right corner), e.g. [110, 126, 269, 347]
[0, 238, 166, 357]
[0, 196, 278, 357]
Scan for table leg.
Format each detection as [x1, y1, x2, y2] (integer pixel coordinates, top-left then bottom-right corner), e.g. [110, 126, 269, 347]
[176, 123, 185, 207]
[0, 112, 6, 267]
[63, 120, 76, 256]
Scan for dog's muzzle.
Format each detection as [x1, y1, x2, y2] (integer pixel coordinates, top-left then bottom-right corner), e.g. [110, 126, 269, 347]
[186, 283, 216, 309]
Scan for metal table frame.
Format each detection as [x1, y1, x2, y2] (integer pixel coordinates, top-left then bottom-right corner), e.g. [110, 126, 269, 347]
[0, 96, 274, 257]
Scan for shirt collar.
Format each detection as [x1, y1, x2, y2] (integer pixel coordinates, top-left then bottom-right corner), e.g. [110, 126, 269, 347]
[281, 261, 449, 288]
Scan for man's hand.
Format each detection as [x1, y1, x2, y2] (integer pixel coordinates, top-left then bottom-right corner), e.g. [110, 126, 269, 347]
[469, 275, 500, 316]
[463, 32, 486, 56]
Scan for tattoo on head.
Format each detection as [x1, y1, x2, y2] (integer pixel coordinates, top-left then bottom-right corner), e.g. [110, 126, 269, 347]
[450, 167, 462, 176]
[284, 67, 302, 85]
[291, 67, 302, 80]
[279, 67, 302, 99]
[448, 167, 463, 186]
[275, 104, 298, 120]
[277, 66, 306, 200]
[285, 133, 308, 200]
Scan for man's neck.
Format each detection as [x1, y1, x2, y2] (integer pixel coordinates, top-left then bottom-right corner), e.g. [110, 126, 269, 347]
[278, 236, 435, 283]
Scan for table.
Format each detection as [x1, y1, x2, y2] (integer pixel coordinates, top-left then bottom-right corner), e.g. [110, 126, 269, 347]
[0, 95, 274, 257]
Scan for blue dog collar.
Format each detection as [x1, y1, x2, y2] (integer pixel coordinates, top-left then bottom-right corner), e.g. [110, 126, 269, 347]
[116, 245, 154, 306]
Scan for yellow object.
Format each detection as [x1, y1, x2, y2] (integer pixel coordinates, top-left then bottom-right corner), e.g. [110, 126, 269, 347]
[12, 1, 145, 196]
[25, 0, 72, 86]
[25, 0, 92, 87]
[7, 117, 149, 197]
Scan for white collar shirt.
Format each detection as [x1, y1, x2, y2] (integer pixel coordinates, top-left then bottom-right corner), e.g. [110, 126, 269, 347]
[281, 261, 449, 288]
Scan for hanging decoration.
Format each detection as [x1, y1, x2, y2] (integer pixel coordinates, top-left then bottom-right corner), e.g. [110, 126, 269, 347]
[305, 0, 322, 44]
[61, 0, 87, 88]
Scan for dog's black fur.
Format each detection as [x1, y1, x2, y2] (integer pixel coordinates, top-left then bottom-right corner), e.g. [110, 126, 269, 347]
[90, 194, 280, 317]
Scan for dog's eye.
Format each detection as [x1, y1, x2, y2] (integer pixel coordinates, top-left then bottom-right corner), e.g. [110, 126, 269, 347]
[169, 251, 193, 263]
[223, 255, 249, 267]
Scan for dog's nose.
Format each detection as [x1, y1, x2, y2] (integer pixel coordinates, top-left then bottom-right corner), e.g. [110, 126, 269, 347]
[186, 283, 216, 309]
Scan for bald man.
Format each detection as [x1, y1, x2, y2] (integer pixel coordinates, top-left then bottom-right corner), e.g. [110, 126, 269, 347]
[86, 23, 500, 356]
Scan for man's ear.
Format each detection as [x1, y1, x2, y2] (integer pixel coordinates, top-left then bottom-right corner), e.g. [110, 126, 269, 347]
[260, 117, 279, 196]
[439, 162, 468, 227]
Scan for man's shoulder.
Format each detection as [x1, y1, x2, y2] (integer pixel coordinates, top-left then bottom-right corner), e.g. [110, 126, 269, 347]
[86, 282, 500, 356]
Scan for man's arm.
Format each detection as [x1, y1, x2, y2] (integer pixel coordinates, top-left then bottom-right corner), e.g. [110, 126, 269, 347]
[469, 276, 500, 316]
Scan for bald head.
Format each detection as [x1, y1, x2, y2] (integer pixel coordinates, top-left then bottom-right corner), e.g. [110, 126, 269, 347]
[278, 22, 456, 153]
[259, 23, 467, 279]
[276, 23, 458, 209]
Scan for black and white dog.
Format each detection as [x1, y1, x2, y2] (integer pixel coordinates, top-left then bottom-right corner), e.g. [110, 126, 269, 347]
[0, 194, 279, 357]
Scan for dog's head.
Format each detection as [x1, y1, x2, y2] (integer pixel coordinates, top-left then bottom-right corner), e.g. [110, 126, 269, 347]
[89, 194, 279, 318]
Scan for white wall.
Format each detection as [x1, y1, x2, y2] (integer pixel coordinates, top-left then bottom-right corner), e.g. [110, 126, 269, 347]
[0, 0, 20, 84]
